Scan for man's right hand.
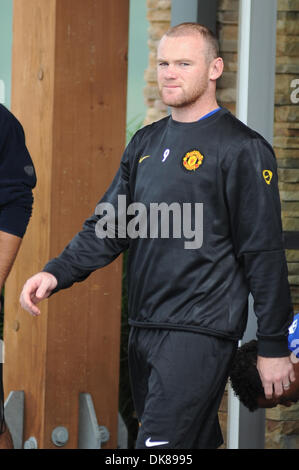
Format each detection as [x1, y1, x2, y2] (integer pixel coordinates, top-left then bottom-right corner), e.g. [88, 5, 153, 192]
[19, 272, 58, 316]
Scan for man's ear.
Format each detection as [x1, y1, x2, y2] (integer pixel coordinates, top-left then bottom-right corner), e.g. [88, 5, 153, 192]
[210, 57, 224, 81]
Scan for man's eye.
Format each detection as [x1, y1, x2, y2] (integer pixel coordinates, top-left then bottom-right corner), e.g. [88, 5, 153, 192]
[180, 62, 190, 66]
[159, 62, 168, 67]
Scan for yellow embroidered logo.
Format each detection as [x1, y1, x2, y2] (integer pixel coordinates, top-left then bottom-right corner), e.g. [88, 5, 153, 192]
[182, 150, 204, 171]
[139, 155, 151, 164]
[263, 170, 273, 185]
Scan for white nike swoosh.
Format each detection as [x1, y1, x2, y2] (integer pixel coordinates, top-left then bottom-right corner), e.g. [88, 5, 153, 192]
[145, 437, 169, 447]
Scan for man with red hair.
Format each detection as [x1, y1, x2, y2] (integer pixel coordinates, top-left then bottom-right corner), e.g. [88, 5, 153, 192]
[20, 23, 293, 449]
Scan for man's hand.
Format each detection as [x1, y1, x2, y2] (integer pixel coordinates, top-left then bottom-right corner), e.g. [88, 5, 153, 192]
[257, 355, 296, 399]
[19, 272, 58, 316]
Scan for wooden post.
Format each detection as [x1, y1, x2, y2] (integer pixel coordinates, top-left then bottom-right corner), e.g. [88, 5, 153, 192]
[4, 0, 129, 449]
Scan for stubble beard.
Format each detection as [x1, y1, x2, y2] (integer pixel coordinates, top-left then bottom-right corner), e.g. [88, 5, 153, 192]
[159, 80, 209, 108]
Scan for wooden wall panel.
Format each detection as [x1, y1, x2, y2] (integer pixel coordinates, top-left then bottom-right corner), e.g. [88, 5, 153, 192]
[4, 0, 129, 449]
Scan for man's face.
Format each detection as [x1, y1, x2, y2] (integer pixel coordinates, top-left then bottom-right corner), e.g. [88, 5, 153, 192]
[257, 360, 299, 408]
[157, 34, 213, 108]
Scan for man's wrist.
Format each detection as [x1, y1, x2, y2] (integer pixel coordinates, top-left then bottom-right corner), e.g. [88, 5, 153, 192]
[41, 268, 61, 294]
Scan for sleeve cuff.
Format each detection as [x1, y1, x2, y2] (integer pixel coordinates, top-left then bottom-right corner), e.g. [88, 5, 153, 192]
[42, 260, 71, 294]
[257, 336, 290, 357]
[0, 205, 32, 238]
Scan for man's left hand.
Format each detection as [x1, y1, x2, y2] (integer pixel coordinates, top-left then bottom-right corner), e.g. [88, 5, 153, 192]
[257, 356, 296, 399]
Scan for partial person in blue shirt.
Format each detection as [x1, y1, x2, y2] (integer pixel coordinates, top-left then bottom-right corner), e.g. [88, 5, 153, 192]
[229, 313, 299, 411]
[0, 104, 36, 448]
[288, 312, 299, 359]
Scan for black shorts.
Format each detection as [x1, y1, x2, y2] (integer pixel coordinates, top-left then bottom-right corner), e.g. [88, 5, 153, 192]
[128, 328, 237, 449]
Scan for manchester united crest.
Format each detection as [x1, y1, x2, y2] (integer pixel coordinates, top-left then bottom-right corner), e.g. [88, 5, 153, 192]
[182, 150, 204, 172]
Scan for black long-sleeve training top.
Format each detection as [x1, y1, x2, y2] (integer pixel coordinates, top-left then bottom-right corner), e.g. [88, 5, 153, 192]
[44, 107, 293, 357]
[0, 104, 36, 237]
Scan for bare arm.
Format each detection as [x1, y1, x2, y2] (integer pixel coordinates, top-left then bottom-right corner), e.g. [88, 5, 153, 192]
[0, 231, 22, 290]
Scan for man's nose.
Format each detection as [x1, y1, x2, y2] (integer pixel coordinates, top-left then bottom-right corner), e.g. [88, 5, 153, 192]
[164, 64, 177, 79]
